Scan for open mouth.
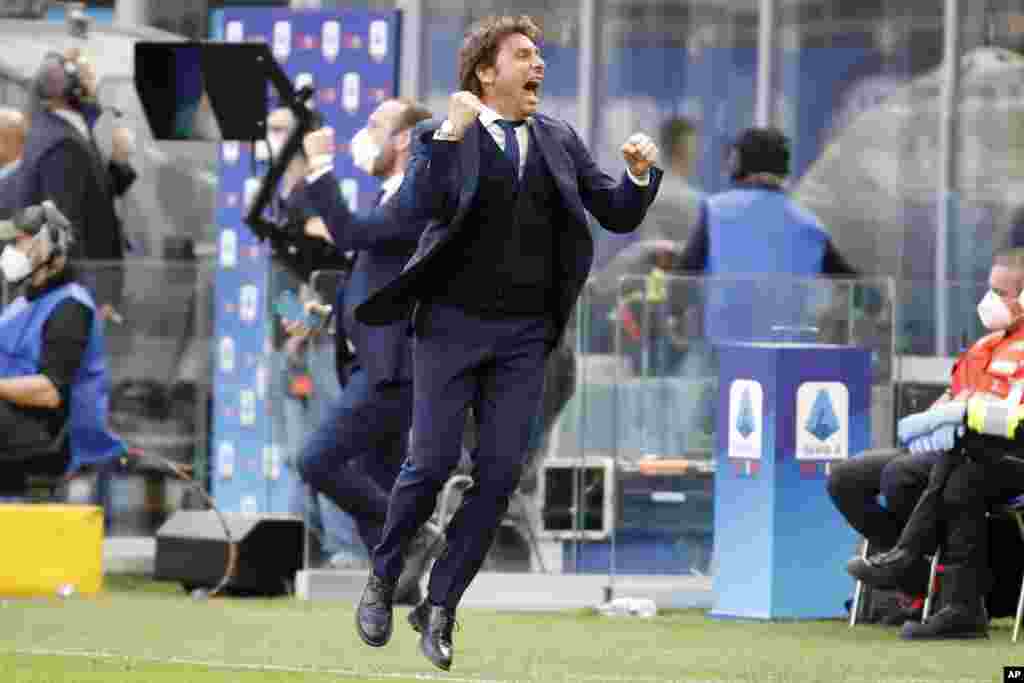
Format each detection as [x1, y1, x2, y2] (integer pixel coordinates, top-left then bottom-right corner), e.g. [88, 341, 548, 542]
[524, 80, 542, 96]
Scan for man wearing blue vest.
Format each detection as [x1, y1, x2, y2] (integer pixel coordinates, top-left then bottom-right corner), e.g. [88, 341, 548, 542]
[353, 15, 661, 670]
[677, 127, 856, 343]
[0, 201, 124, 496]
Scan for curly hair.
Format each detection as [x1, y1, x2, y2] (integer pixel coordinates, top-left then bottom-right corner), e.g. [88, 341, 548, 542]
[458, 15, 542, 97]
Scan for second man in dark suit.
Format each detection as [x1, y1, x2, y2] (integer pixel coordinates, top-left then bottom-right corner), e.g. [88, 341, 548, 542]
[297, 98, 442, 606]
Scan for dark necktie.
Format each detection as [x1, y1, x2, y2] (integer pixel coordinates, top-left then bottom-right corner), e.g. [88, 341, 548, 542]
[373, 187, 387, 208]
[495, 119, 526, 179]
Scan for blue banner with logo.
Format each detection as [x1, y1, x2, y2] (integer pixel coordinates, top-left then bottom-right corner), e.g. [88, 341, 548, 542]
[712, 342, 870, 619]
[210, 8, 400, 513]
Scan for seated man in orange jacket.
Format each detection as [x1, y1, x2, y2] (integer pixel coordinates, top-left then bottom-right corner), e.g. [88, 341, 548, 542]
[833, 247, 1024, 639]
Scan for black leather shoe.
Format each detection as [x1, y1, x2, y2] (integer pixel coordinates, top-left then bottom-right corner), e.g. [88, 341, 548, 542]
[396, 521, 445, 604]
[356, 573, 395, 647]
[846, 547, 926, 590]
[407, 599, 429, 634]
[900, 604, 989, 640]
[419, 605, 457, 671]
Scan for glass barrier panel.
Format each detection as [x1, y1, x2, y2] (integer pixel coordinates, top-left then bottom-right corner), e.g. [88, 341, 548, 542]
[29, 260, 216, 536]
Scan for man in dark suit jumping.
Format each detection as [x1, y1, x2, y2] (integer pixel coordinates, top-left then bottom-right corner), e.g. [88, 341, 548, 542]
[353, 15, 662, 670]
[296, 97, 442, 604]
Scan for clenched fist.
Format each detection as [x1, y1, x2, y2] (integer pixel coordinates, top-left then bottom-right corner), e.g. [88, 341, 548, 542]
[621, 133, 658, 178]
[111, 126, 135, 164]
[303, 127, 335, 165]
[305, 216, 333, 244]
[447, 91, 482, 139]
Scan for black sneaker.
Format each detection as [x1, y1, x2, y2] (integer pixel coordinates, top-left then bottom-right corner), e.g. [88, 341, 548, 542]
[847, 547, 927, 591]
[900, 604, 989, 640]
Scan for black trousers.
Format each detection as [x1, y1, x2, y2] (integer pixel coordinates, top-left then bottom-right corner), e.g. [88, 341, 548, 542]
[0, 399, 63, 496]
[826, 448, 934, 551]
[919, 439, 1024, 574]
[879, 433, 1024, 570]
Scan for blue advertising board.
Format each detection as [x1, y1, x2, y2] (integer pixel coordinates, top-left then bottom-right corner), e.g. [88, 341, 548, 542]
[210, 7, 400, 513]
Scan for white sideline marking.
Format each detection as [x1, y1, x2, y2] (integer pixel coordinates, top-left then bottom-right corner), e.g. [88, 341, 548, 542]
[11, 648, 508, 683]
[14, 648, 978, 683]
[11, 648, 679, 683]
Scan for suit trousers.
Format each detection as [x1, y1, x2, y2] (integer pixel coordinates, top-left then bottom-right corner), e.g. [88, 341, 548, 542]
[297, 366, 412, 551]
[372, 303, 550, 609]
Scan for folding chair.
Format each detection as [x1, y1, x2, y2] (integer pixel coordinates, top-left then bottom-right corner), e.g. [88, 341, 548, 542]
[849, 541, 937, 628]
[997, 495, 1024, 643]
[848, 539, 869, 627]
[920, 494, 1024, 642]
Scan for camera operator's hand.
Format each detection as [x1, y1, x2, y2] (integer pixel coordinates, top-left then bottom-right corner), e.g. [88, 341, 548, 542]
[99, 303, 123, 325]
[304, 216, 334, 244]
[304, 127, 335, 172]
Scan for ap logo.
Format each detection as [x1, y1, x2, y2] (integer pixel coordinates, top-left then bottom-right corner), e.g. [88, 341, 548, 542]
[796, 382, 849, 461]
[728, 379, 763, 460]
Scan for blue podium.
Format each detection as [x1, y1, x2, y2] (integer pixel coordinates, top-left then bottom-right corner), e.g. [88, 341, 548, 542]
[711, 342, 870, 619]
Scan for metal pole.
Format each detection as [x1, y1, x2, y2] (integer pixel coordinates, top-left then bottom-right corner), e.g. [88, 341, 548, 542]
[578, 0, 600, 146]
[936, 0, 961, 358]
[395, 0, 424, 101]
[754, 0, 777, 127]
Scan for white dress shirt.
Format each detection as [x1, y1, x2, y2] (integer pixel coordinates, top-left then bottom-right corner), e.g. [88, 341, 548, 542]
[476, 103, 530, 178]
[53, 108, 91, 143]
[377, 171, 404, 206]
[0, 158, 21, 181]
[437, 104, 650, 186]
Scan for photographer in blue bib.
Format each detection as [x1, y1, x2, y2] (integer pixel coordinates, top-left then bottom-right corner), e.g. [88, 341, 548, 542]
[0, 201, 123, 497]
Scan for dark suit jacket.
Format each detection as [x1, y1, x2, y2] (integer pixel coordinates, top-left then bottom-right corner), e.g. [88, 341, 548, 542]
[13, 109, 136, 305]
[356, 115, 663, 347]
[300, 171, 427, 386]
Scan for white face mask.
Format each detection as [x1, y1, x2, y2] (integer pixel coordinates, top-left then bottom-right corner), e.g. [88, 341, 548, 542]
[0, 244, 32, 284]
[350, 127, 381, 175]
[978, 290, 1016, 331]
